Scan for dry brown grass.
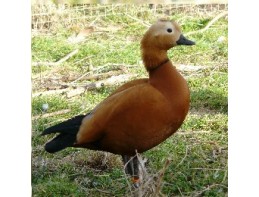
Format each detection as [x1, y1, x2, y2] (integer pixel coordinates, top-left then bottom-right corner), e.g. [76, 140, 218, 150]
[32, 3, 228, 35]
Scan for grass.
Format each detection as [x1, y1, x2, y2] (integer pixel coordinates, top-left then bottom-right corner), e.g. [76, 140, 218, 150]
[32, 4, 228, 197]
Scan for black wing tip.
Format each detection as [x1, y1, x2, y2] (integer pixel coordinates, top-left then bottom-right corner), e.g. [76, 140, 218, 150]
[40, 114, 87, 151]
[44, 134, 77, 153]
[45, 143, 63, 153]
[40, 114, 87, 136]
[41, 127, 58, 135]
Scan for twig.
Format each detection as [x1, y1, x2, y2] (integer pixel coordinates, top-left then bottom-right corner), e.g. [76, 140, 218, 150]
[154, 158, 172, 196]
[32, 49, 79, 66]
[123, 157, 134, 197]
[32, 89, 70, 97]
[92, 63, 137, 73]
[89, 15, 100, 26]
[177, 186, 184, 197]
[65, 88, 87, 98]
[84, 74, 138, 90]
[94, 188, 112, 194]
[72, 55, 94, 65]
[176, 146, 188, 168]
[175, 64, 207, 72]
[86, 70, 125, 80]
[191, 168, 226, 171]
[32, 73, 137, 98]
[32, 62, 59, 67]
[125, 13, 151, 27]
[69, 71, 91, 83]
[193, 183, 228, 197]
[185, 11, 228, 36]
[69, 70, 126, 84]
[32, 109, 71, 120]
[32, 87, 87, 98]
[67, 63, 135, 84]
[176, 130, 211, 135]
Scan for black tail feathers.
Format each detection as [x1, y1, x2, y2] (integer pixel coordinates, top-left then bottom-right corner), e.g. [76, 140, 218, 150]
[45, 133, 77, 153]
[42, 115, 86, 136]
[42, 115, 86, 153]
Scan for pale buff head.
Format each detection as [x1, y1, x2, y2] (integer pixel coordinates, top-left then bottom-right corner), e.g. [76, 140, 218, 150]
[141, 19, 195, 51]
[141, 19, 195, 69]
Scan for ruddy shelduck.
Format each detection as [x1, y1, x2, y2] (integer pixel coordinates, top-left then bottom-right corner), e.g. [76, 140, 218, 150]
[42, 19, 195, 186]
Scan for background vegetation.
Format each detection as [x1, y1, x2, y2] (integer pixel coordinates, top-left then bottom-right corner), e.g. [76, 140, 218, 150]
[32, 4, 228, 196]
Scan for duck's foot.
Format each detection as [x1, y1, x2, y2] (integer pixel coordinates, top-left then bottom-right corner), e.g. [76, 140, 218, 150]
[122, 155, 141, 187]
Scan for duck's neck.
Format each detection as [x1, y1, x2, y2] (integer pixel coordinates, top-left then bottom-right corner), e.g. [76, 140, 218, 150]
[145, 54, 190, 108]
[142, 47, 189, 96]
[142, 48, 168, 71]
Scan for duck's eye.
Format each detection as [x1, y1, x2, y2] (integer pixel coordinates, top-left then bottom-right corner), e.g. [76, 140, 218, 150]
[167, 28, 172, 33]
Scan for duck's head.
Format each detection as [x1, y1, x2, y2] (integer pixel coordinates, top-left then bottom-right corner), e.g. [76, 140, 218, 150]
[141, 19, 195, 51]
[141, 19, 195, 70]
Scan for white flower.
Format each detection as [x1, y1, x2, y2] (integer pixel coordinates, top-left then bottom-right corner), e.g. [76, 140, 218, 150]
[42, 103, 49, 112]
[217, 36, 226, 43]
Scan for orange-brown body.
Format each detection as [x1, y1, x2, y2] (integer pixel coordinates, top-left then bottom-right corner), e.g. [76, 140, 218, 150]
[75, 62, 190, 155]
[75, 20, 191, 155]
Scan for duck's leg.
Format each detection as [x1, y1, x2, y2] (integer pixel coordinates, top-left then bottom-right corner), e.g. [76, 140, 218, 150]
[122, 155, 140, 188]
